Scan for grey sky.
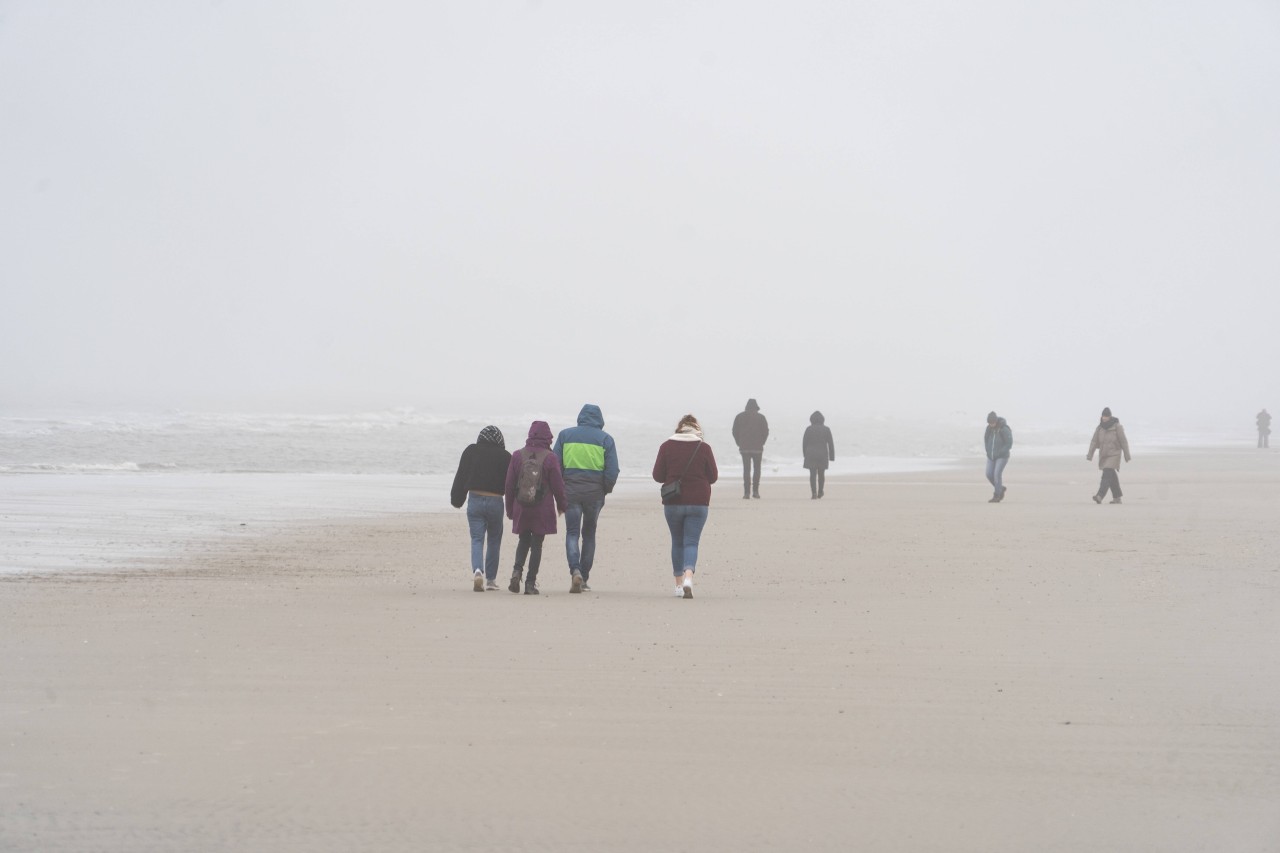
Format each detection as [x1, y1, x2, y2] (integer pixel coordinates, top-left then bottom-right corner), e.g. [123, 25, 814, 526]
[2, 1, 1277, 428]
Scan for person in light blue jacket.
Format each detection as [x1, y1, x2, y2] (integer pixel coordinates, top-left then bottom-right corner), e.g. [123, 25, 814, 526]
[983, 411, 1012, 503]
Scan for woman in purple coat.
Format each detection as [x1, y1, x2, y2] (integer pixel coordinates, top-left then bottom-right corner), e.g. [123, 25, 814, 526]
[504, 421, 567, 595]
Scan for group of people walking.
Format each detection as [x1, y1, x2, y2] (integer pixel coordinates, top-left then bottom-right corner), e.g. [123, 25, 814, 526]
[449, 404, 622, 596]
[450, 403, 720, 599]
[450, 399, 834, 599]
[985, 407, 1133, 504]
[452, 400, 1265, 597]
[732, 398, 836, 500]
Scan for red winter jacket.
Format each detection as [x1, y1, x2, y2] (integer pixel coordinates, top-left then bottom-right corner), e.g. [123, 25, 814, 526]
[652, 438, 719, 505]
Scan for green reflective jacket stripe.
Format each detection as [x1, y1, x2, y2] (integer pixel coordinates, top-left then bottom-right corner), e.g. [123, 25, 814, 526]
[561, 442, 606, 471]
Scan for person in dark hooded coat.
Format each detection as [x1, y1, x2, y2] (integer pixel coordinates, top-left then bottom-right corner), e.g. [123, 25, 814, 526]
[450, 425, 512, 591]
[802, 412, 835, 499]
[504, 421, 567, 594]
[732, 398, 769, 499]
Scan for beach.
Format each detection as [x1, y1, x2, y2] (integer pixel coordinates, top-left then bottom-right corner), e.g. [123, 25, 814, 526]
[2, 450, 1278, 852]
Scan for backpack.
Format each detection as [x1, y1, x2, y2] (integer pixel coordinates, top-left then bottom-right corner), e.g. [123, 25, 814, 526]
[515, 449, 549, 506]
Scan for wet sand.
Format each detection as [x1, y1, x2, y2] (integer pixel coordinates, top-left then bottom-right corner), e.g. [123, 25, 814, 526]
[2, 451, 1278, 852]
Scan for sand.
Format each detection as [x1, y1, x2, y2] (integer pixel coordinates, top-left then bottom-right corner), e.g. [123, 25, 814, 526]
[2, 451, 1278, 852]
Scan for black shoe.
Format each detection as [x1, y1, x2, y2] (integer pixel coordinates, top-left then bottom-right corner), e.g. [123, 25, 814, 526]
[1092, 494, 1103, 504]
[999, 486, 1007, 501]
[818, 490, 824, 499]
[508, 570, 523, 593]
[742, 494, 750, 500]
[988, 496, 999, 503]
[1110, 498, 1122, 504]
[811, 494, 818, 500]
[524, 582, 539, 595]
[752, 492, 760, 499]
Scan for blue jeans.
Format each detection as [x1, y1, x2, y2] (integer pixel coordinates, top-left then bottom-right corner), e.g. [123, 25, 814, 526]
[985, 457, 1008, 494]
[466, 494, 504, 581]
[663, 504, 709, 576]
[564, 498, 604, 579]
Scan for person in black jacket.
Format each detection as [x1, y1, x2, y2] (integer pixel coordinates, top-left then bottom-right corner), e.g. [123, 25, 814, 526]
[802, 411, 835, 499]
[732, 398, 769, 499]
[450, 425, 512, 591]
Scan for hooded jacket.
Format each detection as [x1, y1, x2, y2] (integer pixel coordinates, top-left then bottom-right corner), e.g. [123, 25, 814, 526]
[553, 404, 620, 502]
[802, 411, 835, 470]
[984, 417, 1012, 460]
[732, 399, 769, 453]
[504, 421, 567, 535]
[1087, 418, 1131, 470]
[1259, 410, 1272, 434]
[449, 428, 512, 508]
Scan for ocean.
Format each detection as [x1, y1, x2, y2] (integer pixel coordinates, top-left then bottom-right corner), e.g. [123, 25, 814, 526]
[0, 409, 1247, 574]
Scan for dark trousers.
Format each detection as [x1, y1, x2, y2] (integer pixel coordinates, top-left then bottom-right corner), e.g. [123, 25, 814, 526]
[514, 532, 545, 583]
[1261, 431, 1270, 449]
[1097, 468, 1122, 500]
[741, 452, 762, 495]
[809, 468, 825, 497]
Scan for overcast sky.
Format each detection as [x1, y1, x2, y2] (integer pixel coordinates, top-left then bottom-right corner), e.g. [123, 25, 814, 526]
[2, 1, 1277, 428]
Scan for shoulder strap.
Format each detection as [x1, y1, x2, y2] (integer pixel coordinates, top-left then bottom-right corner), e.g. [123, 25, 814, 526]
[675, 441, 702, 483]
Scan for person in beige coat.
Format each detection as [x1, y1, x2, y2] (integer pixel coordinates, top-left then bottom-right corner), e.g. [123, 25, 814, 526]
[1087, 407, 1131, 504]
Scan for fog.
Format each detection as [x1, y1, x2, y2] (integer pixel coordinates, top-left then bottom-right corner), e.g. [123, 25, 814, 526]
[2, 2, 1277, 432]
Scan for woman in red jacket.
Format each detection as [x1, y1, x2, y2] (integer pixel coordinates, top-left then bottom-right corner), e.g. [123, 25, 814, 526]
[652, 414, 719, 599]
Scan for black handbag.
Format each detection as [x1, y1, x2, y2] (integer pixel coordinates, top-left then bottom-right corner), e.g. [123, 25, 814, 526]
[660, 441, 701, 504]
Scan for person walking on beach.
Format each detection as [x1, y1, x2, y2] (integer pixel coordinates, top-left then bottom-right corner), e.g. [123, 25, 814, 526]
[554, 404, 619, 593]
[450, 425, 512, 591]
[1087, 407, 1131, 504]
[732, 398, 768, 499]
[653, 414, 719, 599]
[505, 421, 567, 595]
[802, 411, 835, 499]
[983, 411, 1012, 503]
[1258, 409, 1271, 449]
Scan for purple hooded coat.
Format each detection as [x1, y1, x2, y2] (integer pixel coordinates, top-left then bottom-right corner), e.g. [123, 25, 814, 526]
[504, 421, 567, 535]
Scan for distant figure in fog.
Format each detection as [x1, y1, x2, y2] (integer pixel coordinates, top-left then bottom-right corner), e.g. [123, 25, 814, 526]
[1087, 407, 1131, 504]
[653, 414, 719, 599]
[983, 412, 1012, 503]
[450, 426, 512, 591]
[1258, 409, 1271, 449]
[504, 421, 567, 595]
[802, 411, 835, 499]
[732, 398, 769, 499]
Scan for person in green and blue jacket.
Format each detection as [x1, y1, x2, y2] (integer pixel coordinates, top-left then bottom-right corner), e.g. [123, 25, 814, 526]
[553, 404, 619, 593]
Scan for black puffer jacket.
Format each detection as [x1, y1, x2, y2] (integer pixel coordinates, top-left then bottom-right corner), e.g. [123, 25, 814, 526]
[802, 411, 835, 470]
[732, 399, 770, 453]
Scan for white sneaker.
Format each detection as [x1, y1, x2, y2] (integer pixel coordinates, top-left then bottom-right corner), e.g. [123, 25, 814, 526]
[473, 571, 484, 592]
[484, 579, 500, 591]
[682, 581, 693, 599]
[673, 586, 685, 597]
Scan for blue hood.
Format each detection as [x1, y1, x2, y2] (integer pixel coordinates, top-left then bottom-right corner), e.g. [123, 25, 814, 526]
[577, 404, 604, 429]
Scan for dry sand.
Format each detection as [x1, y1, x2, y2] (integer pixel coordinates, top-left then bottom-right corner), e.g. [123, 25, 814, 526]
[2, 451, 1278, 852]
